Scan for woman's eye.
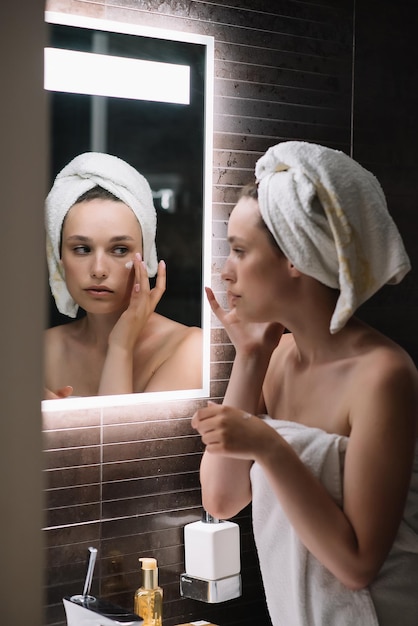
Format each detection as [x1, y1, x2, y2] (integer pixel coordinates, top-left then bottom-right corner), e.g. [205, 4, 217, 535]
[113, 246, 129, 255]
[232, 247, 245, 257]
[73, 245, 90, 255]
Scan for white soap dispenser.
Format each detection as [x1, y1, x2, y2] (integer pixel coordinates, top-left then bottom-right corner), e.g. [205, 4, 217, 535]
[180, 510, 242, 603]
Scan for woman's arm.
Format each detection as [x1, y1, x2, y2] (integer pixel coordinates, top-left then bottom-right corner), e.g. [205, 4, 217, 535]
[194, 288, 284, 519]
[196, 351, 418, 589]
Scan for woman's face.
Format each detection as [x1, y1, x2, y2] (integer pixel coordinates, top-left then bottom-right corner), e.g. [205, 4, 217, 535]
[221, 196, 289, 322]
[61, 198, 143, 314]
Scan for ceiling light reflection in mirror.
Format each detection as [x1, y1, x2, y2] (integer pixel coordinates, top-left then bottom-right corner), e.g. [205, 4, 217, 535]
[42, 12, 213, 411]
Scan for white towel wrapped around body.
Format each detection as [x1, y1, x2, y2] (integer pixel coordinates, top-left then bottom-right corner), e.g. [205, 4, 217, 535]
[250, 418, 418, 626]
[255, 142, 411, 333]
[45, 152, 158, 318]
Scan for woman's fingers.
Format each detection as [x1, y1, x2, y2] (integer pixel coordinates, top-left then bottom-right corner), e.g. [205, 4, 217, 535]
[191, 400, 220, 426]
[127, 256, 166, 317]
[205, 286, 228, 324]
[152, 260, 166, 303]
[192, 402, 260, 458]
[205, 287, 220, 312]
[132, 252, 149, 294]
[44, 385, 73, 400]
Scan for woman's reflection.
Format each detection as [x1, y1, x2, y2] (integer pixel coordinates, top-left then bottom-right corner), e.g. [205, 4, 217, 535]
[44, 152, 202, 399]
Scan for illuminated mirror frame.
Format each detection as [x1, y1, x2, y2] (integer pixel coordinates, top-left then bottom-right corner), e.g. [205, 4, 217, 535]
[42, 11, 213, 411]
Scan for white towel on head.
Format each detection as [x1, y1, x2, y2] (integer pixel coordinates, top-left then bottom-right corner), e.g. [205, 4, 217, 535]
[45, 152, 158, 317]
[255, 141, 411, 333]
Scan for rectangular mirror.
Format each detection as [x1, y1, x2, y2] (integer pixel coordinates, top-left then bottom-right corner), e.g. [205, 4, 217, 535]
[42, 12, 213, 410]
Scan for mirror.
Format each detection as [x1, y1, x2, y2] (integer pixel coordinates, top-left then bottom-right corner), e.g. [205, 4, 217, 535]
[42, 12, 213, 410]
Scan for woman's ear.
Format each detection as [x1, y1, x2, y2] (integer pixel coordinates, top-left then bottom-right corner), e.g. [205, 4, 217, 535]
[287, 260, 302, 277]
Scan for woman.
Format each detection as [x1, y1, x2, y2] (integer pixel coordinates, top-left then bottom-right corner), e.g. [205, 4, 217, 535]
[44, 152, 202, 398]
[192, 142, 418, 625]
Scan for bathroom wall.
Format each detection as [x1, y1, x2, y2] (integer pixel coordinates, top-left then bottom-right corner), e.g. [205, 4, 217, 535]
[41, 1, 418, 626]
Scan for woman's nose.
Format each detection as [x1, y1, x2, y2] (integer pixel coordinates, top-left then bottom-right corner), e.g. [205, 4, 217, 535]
[90, 253, 108, 278]
[221, 255, 234, 282]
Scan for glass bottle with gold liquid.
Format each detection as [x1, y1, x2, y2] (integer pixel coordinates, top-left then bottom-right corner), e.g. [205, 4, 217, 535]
[134, 557, 163, 626]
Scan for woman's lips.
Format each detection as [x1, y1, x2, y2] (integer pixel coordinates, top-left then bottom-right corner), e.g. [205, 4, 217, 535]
[227, 291, 240, 304]
[85, 286, 113, 295]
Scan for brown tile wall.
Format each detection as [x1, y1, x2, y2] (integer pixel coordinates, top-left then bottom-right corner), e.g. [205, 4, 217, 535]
[43, 1, 418, 624]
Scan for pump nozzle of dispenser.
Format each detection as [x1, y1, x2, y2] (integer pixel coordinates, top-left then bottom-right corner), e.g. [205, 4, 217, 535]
[202, 510, 220, 524]
[139, 558, 159, 590]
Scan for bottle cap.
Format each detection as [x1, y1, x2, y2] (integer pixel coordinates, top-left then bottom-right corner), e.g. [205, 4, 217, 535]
[139, 557, 158, 589]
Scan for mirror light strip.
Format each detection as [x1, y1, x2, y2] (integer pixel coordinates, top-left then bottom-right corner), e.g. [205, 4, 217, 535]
[44, 47, 190, 104]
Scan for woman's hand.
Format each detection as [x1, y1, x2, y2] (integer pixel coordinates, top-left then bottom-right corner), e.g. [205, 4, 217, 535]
[44, 385, 73, 400]
[98, 254, 166, 395]
[193, 400, 281, 518]
[192, 400, 277, 462]
[205, 286, 284, 358]
[109, 253, 166, 350]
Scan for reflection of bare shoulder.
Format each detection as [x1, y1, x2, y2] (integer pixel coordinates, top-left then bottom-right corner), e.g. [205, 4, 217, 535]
[44, 321, 83, 392]
[44, 323, 73, 361]
[136, 314, 203, 392]
[144, 313, 201, 346]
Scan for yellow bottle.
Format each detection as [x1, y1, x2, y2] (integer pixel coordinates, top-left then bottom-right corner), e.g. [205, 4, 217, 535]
[134, 557, 163, 626]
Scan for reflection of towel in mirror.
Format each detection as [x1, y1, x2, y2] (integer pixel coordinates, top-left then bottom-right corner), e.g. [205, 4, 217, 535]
[250, 418, 418, 626]
[255, 142, 411, 334]
[45, 152, 158, 317]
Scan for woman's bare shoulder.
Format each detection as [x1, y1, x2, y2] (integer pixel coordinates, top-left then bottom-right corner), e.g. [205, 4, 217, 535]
[356, 330, 417, 383]
[45, 323, 69, 351]
[348, 333, 418, 434]
[44, 321, 88, 376]
[44, 323, 79, 393]
[147, 313, 202, 342]
[45, 319, 84, 336]
[44, 321, 82, 352]
[140, 315, 203, 391]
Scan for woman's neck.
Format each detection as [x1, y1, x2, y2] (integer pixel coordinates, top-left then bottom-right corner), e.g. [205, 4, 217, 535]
[77, 312, 122, 348]
[281, 277, 367, 365]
